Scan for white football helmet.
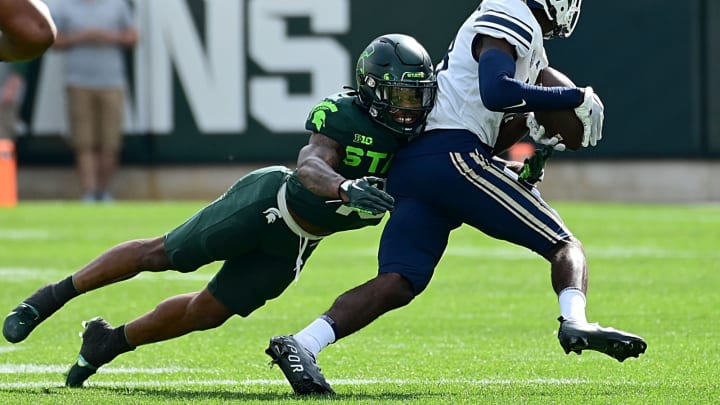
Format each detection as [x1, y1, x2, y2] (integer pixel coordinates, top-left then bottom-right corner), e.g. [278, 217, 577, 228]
[527, 0, 582, 39]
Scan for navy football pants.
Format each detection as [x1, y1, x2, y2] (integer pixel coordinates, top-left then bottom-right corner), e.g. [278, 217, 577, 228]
[378, 129, 571, 295]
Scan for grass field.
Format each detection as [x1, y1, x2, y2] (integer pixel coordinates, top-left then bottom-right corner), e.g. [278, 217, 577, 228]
[0, 201, 719, 404]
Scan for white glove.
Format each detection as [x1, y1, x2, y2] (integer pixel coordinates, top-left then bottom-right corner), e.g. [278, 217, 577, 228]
[526, 113, 566, 152]
[574, 87, 604, 147]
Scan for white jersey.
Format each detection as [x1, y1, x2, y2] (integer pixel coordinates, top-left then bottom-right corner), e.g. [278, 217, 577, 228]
[425, 0, 549, 147]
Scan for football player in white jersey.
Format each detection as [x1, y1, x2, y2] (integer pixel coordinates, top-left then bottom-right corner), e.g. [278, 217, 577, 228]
[0, 0, 56, 61]
[268, 1, 646, 395]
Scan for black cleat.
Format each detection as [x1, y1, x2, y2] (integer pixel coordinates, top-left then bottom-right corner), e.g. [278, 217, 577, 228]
[3, 303, 42, 343]
[65, 317, 115, 387]
[557, 316, 647, 362]
[266, 335, 335, 395]
[65, 354, 99, 388]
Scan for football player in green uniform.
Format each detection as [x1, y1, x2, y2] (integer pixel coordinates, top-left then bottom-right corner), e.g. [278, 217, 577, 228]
[2, 33, 437, 389]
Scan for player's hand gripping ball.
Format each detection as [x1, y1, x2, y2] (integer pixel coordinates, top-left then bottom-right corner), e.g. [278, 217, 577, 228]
[533, 68, 584, 151]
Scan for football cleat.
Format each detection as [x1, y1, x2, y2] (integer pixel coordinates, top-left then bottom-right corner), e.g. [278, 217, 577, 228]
[557, 316, 647, 362]
[65, 354, 99, 388]
[65, 317, 115, 387]
[266, 335, 335, 395]
[3, 303, 43, 343]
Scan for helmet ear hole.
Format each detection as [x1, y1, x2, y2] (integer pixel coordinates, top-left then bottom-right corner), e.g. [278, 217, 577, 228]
[544, 0, 582, 38]
[528, 1, 582, 39]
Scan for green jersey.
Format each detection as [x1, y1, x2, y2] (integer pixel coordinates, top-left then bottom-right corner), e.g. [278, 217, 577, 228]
[286, 92, 401, 233]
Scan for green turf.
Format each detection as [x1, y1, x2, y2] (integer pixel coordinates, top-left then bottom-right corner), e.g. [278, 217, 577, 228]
[1, 201, 719, 404]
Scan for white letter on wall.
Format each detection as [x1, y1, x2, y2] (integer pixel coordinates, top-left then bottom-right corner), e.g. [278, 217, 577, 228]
[249, 0, 350, 132]
[142, 0, 244, 133]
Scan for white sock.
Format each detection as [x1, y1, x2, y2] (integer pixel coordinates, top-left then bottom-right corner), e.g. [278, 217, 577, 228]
[558, 287, 587, 323]
[293, 317, 336, 358]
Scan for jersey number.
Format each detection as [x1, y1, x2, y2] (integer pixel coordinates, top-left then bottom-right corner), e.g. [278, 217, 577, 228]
[343, 146, 393, 175]
[334, 204, 385, 219]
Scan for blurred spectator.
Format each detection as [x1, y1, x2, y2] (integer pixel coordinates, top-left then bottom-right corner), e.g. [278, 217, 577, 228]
[52, 0, 137, 203]
[0, 0, 56, 62]
[0, 63, 25, 141]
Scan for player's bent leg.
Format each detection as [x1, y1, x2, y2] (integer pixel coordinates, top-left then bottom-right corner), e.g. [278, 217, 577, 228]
[72, 237, 172, 290]
[266, 273, 414, 396]
[266, 198, 445, 395]
[326, 273, 415, 339]
[125, 289, 232, 346]
[266, 335, 335, 395]
[433, 152, 648, 362]
[66, 289, 232, 387]
[557, 317, 647, 362]
[546, 240, 647, 361]
[545, 238, 587, 295]
[3, 237, 170, 344]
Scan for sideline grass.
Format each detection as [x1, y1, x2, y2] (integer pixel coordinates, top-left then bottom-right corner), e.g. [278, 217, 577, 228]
[0, 201, 719, 404]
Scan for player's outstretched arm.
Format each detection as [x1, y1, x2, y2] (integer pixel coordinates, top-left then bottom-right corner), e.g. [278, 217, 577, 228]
[296, 132, 394, 215]
[0, 0, 56, 61]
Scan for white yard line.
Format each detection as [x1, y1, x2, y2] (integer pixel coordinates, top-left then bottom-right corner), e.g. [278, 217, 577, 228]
[0, 376, 651, 390]
[0, 364, 198, 374]
[0, 364, 653, 388]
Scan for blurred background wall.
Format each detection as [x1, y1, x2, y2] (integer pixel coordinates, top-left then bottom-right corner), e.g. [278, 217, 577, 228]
[13, 0, 720, 202]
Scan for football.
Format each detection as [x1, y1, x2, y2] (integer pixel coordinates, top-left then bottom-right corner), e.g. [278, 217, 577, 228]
[534, 68, 584, 150]
[493, 112, 530, 156]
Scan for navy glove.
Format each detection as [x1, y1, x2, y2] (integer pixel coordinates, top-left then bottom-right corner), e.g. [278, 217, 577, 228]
[339, 176, 394, 215]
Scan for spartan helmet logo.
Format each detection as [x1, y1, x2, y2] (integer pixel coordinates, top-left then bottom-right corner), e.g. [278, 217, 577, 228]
[262, 208, 281, 224]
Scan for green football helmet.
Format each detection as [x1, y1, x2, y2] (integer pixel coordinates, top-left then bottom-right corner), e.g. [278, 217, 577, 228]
[356, 34, 437, 138]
